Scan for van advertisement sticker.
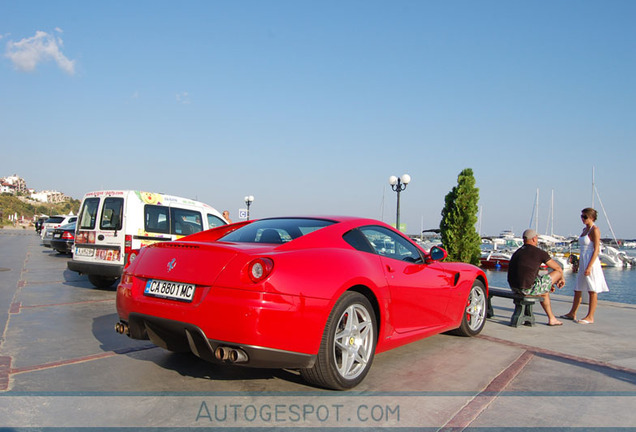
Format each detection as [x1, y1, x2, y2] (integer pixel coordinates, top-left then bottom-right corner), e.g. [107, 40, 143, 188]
[136, 191, 163, 205]
[95, 249, 120, 262]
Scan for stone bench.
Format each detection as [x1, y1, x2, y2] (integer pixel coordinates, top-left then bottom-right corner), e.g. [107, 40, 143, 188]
[487, 287, 542, 327]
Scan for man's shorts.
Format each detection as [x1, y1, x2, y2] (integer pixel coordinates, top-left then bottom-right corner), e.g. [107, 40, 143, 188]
[521, 274, 553, 296]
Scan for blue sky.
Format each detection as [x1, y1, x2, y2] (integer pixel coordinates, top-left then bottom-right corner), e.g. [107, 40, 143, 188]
[2, 1, 635, 238]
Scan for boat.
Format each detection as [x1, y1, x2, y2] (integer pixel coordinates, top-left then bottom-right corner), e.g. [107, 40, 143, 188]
[479, 250, 513, 269]
[479, 231, 522, 269]
[599, 246, 635, 267]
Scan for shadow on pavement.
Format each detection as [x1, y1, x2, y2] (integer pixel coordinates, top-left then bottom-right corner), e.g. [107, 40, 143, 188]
[91, 313, 307, 387]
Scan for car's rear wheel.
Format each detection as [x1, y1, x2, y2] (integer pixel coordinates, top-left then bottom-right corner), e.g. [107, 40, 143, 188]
[454, 280, 487, 336]
[88, 275, 119, 289]
[301, 291, 376, 390]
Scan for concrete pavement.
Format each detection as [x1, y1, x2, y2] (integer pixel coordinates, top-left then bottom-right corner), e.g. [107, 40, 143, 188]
[0, 228, 635, 429]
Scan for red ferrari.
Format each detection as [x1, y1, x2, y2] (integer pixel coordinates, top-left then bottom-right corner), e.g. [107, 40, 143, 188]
[115, 216, 488, 390]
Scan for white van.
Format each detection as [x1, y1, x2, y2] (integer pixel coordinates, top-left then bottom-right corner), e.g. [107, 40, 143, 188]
[68, 190, 227, 288]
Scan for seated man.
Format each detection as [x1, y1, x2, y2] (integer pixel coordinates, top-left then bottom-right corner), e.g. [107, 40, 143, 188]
[508, 229, 566, 326]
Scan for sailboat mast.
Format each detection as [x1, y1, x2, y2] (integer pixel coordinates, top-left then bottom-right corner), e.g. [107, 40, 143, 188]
[545, 189, 554, 236]
[550, 190, 554, 236]
[529, 188, 539, 231]
[380, 186, 385, 222]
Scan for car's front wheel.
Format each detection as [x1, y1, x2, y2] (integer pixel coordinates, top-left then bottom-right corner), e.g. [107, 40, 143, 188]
[301, 291, 377, 390]
[453, 279, 487, 337]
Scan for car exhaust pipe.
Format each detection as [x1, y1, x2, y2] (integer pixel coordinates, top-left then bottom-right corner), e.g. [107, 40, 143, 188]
[115, 321, 129, 335]
[215, 346, 231, 361]
[229, 348, 248, 363]
[214, 346, 248, 363]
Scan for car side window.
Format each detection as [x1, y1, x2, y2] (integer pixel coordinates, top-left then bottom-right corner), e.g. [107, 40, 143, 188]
[343, 229, 376, 254]
[359, 226, 423, 263]
[207, 214, 226, 228]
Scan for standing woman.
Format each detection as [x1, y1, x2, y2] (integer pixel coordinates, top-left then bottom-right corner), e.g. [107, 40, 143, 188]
[561, 208, 609, 324]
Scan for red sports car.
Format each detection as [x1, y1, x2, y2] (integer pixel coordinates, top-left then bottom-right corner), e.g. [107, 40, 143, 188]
[115, 216, 488, 390]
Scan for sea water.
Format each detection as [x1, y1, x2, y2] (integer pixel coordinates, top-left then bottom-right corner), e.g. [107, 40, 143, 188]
[484, 249, 636, 305]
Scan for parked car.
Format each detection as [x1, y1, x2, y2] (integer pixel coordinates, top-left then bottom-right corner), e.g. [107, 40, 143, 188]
[41, 215, 77, 248]
[50, 222, 77, 254]
[35, 216, 48, 235]
[115, 216, 488, 390]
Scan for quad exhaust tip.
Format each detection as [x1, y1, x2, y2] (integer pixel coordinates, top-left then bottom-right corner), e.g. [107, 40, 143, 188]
[115, 321, 129, 335]
[215, 346, 248, 363]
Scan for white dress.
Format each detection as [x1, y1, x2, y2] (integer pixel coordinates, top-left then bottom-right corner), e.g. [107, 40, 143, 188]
[575, 225, 609, 293]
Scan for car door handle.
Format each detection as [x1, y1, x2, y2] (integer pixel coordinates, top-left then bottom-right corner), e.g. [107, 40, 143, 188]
[386, 265, 395, 273]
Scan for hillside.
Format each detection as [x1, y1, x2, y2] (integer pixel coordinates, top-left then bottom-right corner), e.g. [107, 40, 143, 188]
[0, 194, 81, 227]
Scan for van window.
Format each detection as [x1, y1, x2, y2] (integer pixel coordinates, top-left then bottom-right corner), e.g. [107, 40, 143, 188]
[207, 214, 226, 228]
[172, 208, 203, 235]
[100, 198, 123, 230]
[144, 205, 204, 236]
[79, 198, 100, 230]
[145, 205, 170, 234]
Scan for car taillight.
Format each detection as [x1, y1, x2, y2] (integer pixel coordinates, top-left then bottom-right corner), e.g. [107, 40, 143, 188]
[124, 235, 133, 254]
[62, 232, 75, 240]
[121, 273, 134, 285]
[248, 258, 274, 283]
[125, 250, 138, 268]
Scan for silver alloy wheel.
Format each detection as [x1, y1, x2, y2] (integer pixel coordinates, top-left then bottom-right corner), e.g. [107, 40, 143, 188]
[332, 303, 374, 380]
[466, 284, 486, 332]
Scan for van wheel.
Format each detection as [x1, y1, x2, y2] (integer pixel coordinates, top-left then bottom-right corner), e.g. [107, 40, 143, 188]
[88, 275, 119, 289]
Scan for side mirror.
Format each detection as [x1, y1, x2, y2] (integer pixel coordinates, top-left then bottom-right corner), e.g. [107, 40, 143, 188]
[428, 246, 447, 262]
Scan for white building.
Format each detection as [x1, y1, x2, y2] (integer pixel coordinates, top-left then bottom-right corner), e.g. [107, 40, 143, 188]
[1, 174, 28, 193]
[31, 190, 69, 203]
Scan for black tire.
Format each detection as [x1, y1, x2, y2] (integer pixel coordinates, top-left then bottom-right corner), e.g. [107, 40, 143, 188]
[301, 291, 377, 390]
[453, 280, 487, 337]
[88, 275, 119, 289]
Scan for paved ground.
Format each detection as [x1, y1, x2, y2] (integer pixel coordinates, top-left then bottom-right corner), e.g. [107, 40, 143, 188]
[0, 228, 635, 429]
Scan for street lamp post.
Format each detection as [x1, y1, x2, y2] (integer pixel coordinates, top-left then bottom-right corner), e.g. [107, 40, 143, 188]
[244, 195, 254, 220]
[389, 174, 411, 231]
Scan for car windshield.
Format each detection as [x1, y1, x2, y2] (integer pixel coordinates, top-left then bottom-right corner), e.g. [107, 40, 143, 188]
[220, 218, 336, 244]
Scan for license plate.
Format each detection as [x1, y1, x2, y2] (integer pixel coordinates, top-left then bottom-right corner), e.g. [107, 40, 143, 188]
[144, 279, 196, 302]
[75, 247, 94, 257]
[54, 233, 62, 238]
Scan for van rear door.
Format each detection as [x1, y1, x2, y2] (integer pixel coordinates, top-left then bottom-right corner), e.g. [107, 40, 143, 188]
[75, 195, 125, 267]
[94, 196, 125, 264]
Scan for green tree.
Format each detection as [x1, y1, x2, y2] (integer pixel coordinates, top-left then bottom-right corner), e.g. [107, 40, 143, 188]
[440, 168, 481, 264]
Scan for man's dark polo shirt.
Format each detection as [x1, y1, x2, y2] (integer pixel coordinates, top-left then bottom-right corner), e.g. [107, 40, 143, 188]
[507, 244, 551, 291]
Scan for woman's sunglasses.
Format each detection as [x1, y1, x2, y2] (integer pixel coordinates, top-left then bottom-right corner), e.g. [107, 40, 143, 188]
[581, 215, 589, 220]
